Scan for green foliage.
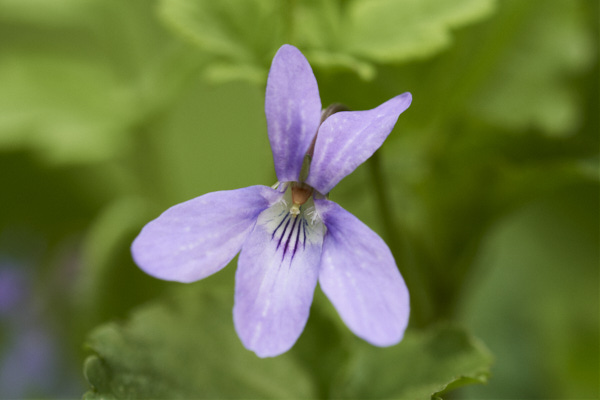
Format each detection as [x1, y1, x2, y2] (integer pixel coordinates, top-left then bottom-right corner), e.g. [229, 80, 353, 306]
[341, 0, 496, 63]
[83, 274, 492, 399]
[83, 278, 316, 399]
[159, 0, 497, 82]
[467, 0, 596, 136]
[0, 0, 597, 398]
[0, 0, 201, 164]
[461, 183, 599, 398]
[333, 326, 492, 399]
[158, 0, 282, 83]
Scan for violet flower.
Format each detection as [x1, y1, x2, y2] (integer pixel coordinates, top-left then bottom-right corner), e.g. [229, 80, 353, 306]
[132, 44, 411, 358]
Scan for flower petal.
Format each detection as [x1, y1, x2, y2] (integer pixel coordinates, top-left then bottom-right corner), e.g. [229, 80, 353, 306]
[306, 93, 412, 194]
[315, 198, 409, 346]
[234, 201, 325, 357]
[132, 185, 281, 283]
[266, 44, 322, 182]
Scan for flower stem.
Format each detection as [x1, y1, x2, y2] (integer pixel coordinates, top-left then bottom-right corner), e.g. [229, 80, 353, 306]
[367, 151, 434, 328]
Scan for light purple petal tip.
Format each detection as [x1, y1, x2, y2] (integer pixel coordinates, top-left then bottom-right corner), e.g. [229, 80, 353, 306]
[234, 201, 325, 357]
[266, 44, 322, 183]
[131, 185, 281, 283]
[315, 198, 409, 346]
[307, 93, 412, 194]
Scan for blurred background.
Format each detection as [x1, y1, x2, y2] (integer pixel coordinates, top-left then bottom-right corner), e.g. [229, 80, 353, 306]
[0, 0, 597, 398]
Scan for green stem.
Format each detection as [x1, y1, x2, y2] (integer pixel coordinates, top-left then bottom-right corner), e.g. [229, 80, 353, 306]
[367, 151, 398, 249]
[367, 151, 435, 328]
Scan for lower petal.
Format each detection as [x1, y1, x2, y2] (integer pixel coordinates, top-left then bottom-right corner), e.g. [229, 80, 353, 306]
[315, 198, 409, 346]
[131, 185, 281, 283]
[234, 201, 325, 357]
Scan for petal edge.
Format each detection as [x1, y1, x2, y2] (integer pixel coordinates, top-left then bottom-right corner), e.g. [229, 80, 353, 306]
[315, 198, 409, 346]
[307, 93, 412, 194]
[131, 185, 281, 283]
[266, 44, 322, 182]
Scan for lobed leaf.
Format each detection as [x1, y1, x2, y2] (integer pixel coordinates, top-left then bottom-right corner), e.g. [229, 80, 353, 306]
[343, 0, 497, 63]
[158, 0, 498, 83]
[83, 281, 317, 399]
[84, 286, 492, 400]
[331, 326, 493, 399]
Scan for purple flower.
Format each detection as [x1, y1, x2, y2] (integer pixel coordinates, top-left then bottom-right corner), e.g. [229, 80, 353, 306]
[0, 266, 27, 316]
[132, 44, 411, 357]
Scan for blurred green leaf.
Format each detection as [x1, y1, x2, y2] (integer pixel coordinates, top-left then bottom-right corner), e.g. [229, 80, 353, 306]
[75, 197, 160, 327]
[83, 278, 317, 399]
[158, 0, 283, 84]
[467, 0, 596, 137]
[292, 0, 377, 80]
[0, 50, 138, 163]
[83, 275, 492, 399]
[374, 118, 598, 326]
[300, 50, 376, 81]
[342, 0, 497, 63]
[158, 0, 497, 83]
[460, 183, 599, 398]
[0, 0, 200, 164]
[332, 326, 492, 399]
[144, 79, 273, 205]
[0, 0, 97, 27]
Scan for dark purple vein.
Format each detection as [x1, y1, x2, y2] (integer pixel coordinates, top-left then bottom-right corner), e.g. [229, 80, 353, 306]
[281, 216, 299, 260]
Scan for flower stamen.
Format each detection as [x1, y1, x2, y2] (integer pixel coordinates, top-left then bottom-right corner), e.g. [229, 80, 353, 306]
[290, 183, 313, 216]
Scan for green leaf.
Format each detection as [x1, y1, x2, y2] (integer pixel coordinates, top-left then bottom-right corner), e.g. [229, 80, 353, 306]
[461, 184, 599, 398]
[158, 0, 498, 83]
[83, 278, 317, 399]
[332, 326, 493, 400]
[342, 0, 497, 63]
[467, 0, 596, 137]
[158, 0, 283, 84]
[75, 196, 163, 328]
[146, 79, 273, 205]
[0, 51, 138, 163]
[82, 266, 492, 399]
[0, 0, 198, 164]
[304, 50, 376, 81]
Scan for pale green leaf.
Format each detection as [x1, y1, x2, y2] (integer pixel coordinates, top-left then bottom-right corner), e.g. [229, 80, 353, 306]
[304, 50, 376, 81]
[343, 0, 497, 62]
[0, 53, 139, 163]
[158, 0, 498, 83]
[158, 0, 283, 84]
[332, 326, 493, 400]
[0, 0, 198, 164]
[468, 0, 596, 136]
[83, 281, 317, 399]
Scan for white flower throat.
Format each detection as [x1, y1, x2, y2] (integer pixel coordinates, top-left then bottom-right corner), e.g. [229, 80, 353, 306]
[258, 190, 323, 265]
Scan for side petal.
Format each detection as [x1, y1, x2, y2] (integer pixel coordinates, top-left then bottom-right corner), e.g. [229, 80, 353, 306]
[315, 198, 409, 346]
[306, 93, 412, 194]
[131, 186, 282, 283]
[266, 44, 322, 182]
[234, 202, 325, 357]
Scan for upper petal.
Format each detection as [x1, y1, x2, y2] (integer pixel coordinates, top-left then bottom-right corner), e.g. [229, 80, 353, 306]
[131, 185, 282, 283]
[266, 44, 322, 182]
[315, 198, 409, 346]
[234, 201, 325, 357]
[306, 93, 412, 194]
